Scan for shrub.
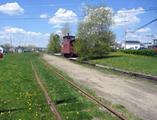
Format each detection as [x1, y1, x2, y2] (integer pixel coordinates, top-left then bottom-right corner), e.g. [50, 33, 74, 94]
[121, 49, 157, 57]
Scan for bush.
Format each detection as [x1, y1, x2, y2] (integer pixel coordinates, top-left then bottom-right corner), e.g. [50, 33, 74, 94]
[121, 49, 157, 57]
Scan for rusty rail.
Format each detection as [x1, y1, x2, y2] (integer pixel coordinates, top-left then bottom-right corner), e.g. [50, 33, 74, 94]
[42, 59, 128, 120]
[31, 61, 62, 120]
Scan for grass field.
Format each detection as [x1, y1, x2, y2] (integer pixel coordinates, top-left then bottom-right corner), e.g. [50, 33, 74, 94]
[0, 53, 54, 120]
[32, 56, 118, 120]
[90, 52, 157, 76]
[0, 53, 118, 120]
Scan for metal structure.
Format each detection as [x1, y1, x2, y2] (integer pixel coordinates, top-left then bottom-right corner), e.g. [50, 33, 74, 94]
[61, 33, 75, 57]
[0, 47, 4, 58]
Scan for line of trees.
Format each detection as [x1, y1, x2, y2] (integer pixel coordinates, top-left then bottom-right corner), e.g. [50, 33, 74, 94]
[47, 5, 115, 60]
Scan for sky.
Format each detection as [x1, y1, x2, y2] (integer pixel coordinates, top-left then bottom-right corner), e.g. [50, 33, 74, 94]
[0, 0, 157, 47]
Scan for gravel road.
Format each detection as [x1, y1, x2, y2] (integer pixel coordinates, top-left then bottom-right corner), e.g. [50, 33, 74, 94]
[43, 54, 157, 120]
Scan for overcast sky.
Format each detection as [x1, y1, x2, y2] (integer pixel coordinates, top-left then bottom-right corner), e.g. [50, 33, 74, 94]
[0, 0, 157, 47]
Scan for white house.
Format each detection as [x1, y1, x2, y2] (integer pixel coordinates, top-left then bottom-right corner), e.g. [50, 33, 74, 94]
[123, 41, 141, 50]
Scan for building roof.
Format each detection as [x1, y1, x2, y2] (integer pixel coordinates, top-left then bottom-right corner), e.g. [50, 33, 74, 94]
[125, 41, 140, 44]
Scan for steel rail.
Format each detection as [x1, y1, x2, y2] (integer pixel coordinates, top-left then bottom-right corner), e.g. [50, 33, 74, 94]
[31, 61, 62, 120]
[41, 59, 128, 120]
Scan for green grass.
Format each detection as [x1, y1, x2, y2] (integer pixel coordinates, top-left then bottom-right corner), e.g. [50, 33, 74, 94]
[0, 53, 54, 120]
[90, 52, 157, 76]
[0, 53, 118, 120]
[33, 57, 118, 120]
[0, 53, 141, 120]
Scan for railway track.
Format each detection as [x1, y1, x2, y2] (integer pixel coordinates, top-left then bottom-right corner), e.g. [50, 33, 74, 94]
[41, 59, 128, 120]
[31, 61, 62, 120]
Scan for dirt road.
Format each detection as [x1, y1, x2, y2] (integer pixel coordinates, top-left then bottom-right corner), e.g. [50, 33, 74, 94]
[43, 54, 157, 120]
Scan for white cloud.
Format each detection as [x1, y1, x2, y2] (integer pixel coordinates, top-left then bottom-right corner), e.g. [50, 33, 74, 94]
[0, 2, 24, 15]
[125, 27, 152, 42]
[113, 7, 145, 27]
[55, 30, 62, 35]
[0, 26, 50, 47]
[49, 8, 77, 25]
[3, 26, 25, 34]
[53, 24, 63, 29]
[136, 27, 151, 33]
[40, 13, 49, 19]
[126, 33, 139, 40]
[154, 34, 157, 39]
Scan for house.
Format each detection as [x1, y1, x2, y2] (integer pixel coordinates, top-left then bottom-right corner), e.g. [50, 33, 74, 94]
[123, 41, 141, 50]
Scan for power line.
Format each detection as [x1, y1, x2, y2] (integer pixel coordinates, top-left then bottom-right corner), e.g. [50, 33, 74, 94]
[0, 16, 84, 21]
[24, 4, 55, 7]
[0, 17, 48, 20]
[135, 18, 157, 31]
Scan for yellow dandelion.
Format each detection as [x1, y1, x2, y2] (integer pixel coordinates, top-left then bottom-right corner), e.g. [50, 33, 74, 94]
[36, 112, 38, 116]
[1, 112, 4, 115]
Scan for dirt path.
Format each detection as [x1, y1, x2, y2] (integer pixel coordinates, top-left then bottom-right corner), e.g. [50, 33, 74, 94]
[43, 54, 157, 120]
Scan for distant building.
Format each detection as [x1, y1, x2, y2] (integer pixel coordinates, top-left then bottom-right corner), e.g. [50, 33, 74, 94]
[123, 41, 141, 50]
[0, 46, 3, 53]
[143, 42, 152, 48]
[153, 39, 157, 45]
[9, 47, 15, 53]
[15, 46, 24, 53]
[151, 39, 157, 51]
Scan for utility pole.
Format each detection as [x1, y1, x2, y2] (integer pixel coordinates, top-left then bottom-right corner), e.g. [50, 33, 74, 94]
[121, 10, 129, 45]
[123, 20, 129, 49]
[9, 33, 13, 47]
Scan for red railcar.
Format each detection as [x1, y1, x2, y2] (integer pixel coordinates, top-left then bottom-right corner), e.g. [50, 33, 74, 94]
[0, 53, 3, 58]
[61, 34, 76, 57]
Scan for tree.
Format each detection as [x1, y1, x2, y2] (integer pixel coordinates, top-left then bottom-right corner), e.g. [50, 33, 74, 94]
[74, 6, 115, 60]
[47, 33, 60, 53]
